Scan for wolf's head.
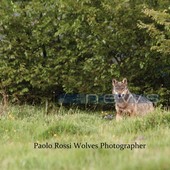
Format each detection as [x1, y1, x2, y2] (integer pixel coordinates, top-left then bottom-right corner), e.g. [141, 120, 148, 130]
[112, 78, 130, 98]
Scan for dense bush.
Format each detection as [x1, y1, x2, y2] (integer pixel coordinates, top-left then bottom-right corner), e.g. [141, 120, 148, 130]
[0, 0, 169, 105]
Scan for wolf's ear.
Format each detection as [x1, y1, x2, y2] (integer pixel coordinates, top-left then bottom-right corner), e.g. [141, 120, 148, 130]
[122, 78, 127, 85]
[112, 79, 117, 86]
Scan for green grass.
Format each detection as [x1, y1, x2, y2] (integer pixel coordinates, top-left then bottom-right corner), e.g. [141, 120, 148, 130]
[0, 105, 170, 170]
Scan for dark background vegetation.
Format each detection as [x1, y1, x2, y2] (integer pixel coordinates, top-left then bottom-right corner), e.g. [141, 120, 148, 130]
[0, 0, 169, 106]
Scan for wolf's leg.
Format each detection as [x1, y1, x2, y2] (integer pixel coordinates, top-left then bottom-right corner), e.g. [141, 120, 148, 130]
[116, 113, 123, 121]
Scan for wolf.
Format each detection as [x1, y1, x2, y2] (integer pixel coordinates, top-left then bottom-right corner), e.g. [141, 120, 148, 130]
[112, 78, 154, 121]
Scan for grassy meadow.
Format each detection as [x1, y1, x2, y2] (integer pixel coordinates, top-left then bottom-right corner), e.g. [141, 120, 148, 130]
[0, 105, 170, 170]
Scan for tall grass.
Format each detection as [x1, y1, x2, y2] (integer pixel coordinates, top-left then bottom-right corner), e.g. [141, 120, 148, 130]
[0, 105, 170, 170]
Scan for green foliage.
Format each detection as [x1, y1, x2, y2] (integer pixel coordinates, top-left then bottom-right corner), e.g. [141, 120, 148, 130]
[0, 0, 61, 102]
[137, 7, 170, 105]
[139, 8, 170, 54]
[0, 0, 169, 105]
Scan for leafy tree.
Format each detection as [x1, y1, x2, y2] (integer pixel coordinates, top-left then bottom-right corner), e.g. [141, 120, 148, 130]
[139, 8, 170, 54]
[0, 0, 61, 103]
[138, 7, 170, 105]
